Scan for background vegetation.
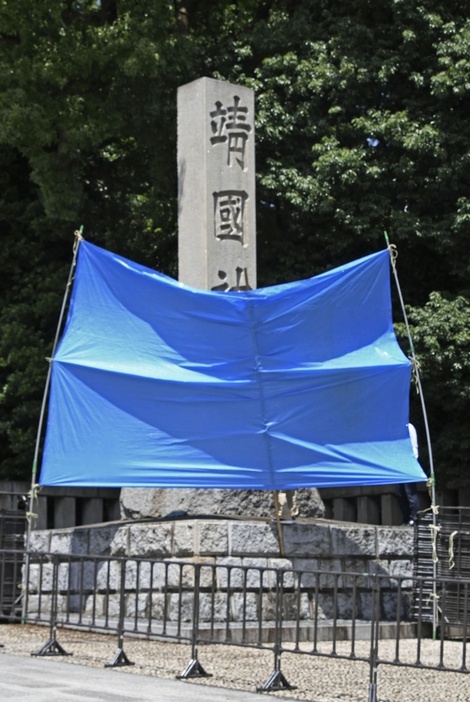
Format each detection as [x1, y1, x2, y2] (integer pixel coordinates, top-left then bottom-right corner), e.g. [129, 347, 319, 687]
[1, 1, 469, 487]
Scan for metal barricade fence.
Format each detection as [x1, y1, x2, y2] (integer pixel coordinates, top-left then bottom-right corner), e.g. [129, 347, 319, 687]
[1, 548, 469, 700]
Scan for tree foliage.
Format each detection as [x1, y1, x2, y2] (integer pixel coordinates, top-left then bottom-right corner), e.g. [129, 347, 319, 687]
[397, 294, 470, 487]
[1, 0, 469, 486]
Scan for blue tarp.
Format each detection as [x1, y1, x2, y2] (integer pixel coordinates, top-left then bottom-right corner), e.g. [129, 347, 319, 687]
[39, 241, 426, 489]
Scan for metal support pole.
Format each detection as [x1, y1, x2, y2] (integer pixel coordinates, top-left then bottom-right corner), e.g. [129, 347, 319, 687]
[23, 231, 84, 626]
[272, 491, 286, 557]
[25, 232, 83, 552]
[384, 233, 438, 637]
[367, 575, 380, 702]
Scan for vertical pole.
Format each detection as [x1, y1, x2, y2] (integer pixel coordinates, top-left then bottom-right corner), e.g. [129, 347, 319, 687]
[384, 233, 438, 637]
[24, 231, 84, 627]
[367, 575, 380, 702]
[191, 563, 200, 663]
[272, 491, 286, 557]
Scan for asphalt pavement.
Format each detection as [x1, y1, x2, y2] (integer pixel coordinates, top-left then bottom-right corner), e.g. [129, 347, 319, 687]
[0, 652, 297, 702]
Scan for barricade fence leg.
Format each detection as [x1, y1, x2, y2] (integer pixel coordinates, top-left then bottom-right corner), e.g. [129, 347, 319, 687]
[32, 556, 71, 657]
[106, 559, 134, 668]
[257, 570, 296, 693]
[177, 564, 211, 680]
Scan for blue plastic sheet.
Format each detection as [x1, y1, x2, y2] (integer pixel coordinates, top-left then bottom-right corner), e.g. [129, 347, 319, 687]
[39, 241, 426, 488]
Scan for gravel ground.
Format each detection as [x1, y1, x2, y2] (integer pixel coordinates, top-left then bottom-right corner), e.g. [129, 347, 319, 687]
[1, 623, 469, 701]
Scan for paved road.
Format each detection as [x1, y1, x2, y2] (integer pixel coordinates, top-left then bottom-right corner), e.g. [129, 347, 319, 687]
[0, 653, 296, 701]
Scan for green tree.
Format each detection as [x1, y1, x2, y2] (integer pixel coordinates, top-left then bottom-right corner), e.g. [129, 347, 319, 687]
[199, 1, 470, 486]
[1, 0, 470, 487]
[397, 294, 470, 488]
[0, 0, 188, 477]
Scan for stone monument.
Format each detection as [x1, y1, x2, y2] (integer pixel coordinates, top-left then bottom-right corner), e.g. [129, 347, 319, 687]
[120, 77, 324, 520]
[178, 77, 256, 291]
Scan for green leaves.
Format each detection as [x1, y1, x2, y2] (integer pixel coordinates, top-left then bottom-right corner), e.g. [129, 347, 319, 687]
[1, 1, 470, 485]
[397, 294, 470, 486]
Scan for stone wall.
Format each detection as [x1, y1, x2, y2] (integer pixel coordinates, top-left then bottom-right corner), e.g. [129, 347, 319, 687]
[26, 518, 415, 628]
[119, 487, 325, 520]
[29, 518, 413, 570]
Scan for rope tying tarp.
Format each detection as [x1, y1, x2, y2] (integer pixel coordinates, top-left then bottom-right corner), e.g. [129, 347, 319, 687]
[429, 523, 441, 564]
[448, 530, 459, 571]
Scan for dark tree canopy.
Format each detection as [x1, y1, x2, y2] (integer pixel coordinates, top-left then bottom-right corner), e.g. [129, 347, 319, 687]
[1, 0, 469, 486]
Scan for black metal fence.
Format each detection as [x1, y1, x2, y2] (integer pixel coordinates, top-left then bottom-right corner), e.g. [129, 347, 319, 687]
[1, 547, 469, 701]
[0, 507, 26, 620]
[414, 508, 470, 629]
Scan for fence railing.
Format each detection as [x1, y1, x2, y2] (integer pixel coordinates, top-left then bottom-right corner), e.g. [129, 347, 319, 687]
[1, 548, 469, 701]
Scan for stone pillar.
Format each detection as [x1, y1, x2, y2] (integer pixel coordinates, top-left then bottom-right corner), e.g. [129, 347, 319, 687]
[54, 497, 76, 529]
[333, 497, 357, 523]
[357, 495, 381, 526]
[178, 76, 256, 290]
[35, 495, 48, 530]
[81, 498, 104, 526]
[381, 492, 402, 526]
[120, 77, 324, 522]
[122, 78, 260, 521]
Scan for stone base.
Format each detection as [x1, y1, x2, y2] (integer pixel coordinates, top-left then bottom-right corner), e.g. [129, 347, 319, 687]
[119, 488, 325, 521]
